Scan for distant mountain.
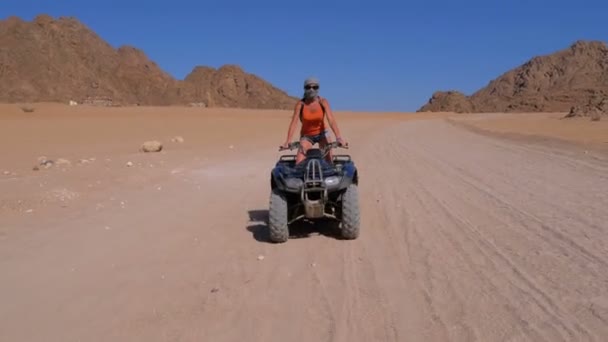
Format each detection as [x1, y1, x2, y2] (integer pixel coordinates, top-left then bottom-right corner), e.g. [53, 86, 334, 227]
[180, 65, 298, 109]
[0, 14, 298, 109]
[417, 40, 608, 114]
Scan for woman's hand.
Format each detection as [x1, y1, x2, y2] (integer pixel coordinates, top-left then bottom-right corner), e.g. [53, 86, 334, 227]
[337, 137, 348, 147]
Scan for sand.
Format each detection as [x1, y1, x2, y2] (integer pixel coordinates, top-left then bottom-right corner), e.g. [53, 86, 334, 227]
[449, 112, 608, 146]
[1, 104, 608, 341]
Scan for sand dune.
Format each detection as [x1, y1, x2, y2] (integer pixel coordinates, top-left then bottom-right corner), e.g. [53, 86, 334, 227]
[1, 104, 608, 341]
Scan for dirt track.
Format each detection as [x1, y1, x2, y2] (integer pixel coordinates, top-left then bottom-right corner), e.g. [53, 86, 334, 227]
[1, 108, 608, 341]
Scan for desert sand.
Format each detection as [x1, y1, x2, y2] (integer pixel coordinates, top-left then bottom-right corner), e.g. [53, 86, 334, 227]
[1, 104, 608, 341]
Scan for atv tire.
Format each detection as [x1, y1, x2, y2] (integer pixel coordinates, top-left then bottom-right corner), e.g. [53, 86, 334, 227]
[340, 184, 360, 239]
[268, 189, 289, 243]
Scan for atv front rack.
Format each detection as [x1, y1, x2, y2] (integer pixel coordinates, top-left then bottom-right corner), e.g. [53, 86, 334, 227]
[279, 154, 350, 163]
[301, 158, 328, 218]
[279, 155, 297, 162]
[332, 155, 351, 162]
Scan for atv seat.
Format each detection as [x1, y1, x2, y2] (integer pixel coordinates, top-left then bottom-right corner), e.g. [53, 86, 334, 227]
[305, 149, 324, 159]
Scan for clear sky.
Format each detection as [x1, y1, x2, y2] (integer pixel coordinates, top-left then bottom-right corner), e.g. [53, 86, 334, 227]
[3, 0, 608, 112]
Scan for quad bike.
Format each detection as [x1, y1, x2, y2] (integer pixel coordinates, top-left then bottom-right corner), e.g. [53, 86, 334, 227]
[268, 140, 360, 243]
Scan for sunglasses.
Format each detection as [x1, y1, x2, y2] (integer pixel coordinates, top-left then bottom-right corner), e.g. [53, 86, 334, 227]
[304, 85, 319, 90]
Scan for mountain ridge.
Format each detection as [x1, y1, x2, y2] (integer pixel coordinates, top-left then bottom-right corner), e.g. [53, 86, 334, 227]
[417, 40, 608, 115]
[0, 14, 299, 109]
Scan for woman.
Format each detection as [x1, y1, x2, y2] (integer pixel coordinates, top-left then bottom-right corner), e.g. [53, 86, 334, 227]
[281, 77, 348, 164]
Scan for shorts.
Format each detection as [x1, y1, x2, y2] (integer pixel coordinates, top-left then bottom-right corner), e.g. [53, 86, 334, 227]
[301, 130, 329, 144]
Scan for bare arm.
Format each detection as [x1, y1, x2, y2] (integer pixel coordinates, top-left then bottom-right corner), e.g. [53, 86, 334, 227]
[322, 98, 346, 144]
[284, 102, 301, 145]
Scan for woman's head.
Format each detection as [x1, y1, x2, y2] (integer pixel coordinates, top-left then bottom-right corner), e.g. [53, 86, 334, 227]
[303, 77, 319, 100]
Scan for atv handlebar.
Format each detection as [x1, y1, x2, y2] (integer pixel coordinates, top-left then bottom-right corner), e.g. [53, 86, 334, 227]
[279, 140, 349, 152]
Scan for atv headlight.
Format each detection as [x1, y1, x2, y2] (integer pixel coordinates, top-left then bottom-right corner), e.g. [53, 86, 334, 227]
[324, 176, 340, 187]
[285, 178, 303, 189]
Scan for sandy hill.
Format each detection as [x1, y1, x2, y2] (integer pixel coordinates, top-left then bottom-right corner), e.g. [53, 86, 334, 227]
[0, 14, 298, 109]
[418, 40, 608, 115]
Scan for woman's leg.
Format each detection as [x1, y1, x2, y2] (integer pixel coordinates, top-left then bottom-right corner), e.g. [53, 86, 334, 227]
[296, 137, 313, 164]
[318, 132, 333, 163]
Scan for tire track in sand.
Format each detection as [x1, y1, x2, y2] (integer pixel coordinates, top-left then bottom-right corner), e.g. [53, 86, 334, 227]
[375, 119, 608, 341]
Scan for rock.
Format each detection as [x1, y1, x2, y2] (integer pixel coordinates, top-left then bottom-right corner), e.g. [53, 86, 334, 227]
[55, 158, 71, 166]
[21, 106, 35, 113]
[565, 96, 607, 119]
[126, 161, 133, 167]
[37, 156, 55, 168]
[171, 136, 184, 143]
[3, 171, 10, 175]
[141, 140, 162, 152]
[257, 255, 265, 261]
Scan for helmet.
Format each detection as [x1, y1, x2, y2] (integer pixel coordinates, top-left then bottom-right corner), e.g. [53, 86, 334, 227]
[304, 77, 319, 88]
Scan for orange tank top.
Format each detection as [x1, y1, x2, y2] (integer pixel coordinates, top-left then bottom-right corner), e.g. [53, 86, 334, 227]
[300, 100, 326, 136]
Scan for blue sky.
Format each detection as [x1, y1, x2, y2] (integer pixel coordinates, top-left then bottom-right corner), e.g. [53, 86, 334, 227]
[3, 0, 608, 112]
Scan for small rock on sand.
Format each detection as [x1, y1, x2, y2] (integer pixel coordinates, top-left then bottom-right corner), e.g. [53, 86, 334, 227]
[38, 157, 54, 169]
[3, 171, 10, 175]
[257, 255, 265, 261]
[141, 140, 162, 153]
[56, 158, 71, 166]
[126, 161, 133, 167]
[171, 136, 185, 143]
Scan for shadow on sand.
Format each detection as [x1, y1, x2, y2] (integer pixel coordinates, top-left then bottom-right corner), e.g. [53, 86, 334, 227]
[246, 209, 341, 243]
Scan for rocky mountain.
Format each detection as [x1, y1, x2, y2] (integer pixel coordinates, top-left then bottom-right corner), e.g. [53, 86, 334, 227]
[416, 91, 473, 114]
[180, 65, 298, 109]
[0, 14, 297, 109]
[418, 40, 608, 115]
